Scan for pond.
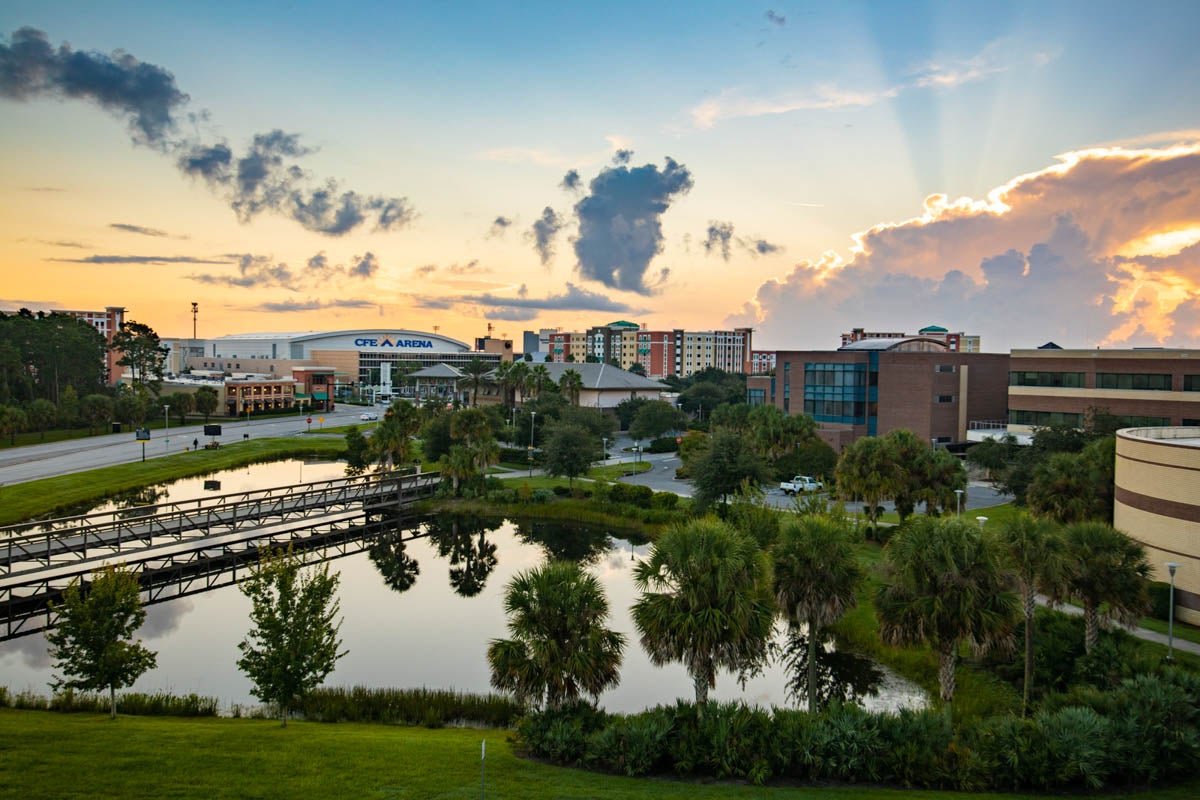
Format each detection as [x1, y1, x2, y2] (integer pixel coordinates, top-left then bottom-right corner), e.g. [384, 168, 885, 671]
[0, 460, 925, 715]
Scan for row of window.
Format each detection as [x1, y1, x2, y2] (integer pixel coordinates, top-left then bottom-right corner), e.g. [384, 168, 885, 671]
[1009, 409, 1171, 427]
[803, 399, 876, 420]
[1010, 371, 1200, 391]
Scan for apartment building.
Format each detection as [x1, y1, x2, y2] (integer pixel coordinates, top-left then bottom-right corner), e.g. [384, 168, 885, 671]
[547, 321, 753, 379]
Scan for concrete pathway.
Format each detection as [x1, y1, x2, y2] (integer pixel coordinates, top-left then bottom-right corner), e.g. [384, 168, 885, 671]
[1040, 595, 1200, 657]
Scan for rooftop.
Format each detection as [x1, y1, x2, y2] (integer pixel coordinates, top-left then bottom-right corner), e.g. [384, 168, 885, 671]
[1119, 427, 1200, 449]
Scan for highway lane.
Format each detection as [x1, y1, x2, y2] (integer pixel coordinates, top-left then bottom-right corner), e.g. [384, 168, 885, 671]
[0, 405, 369, 487]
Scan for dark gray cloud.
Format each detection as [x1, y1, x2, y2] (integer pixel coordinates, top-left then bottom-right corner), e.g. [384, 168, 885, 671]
[462, 282, 646, 314]
[703, 221, 782, 260]
[178, 130, 415, 236]
[189, 253, 297, 288]
[413, 263, 437, 276]
[748, 238, 782, 255]
[573, 157, 694, 293]
[765, 10, 787, 27]
[0, 631, 51, 668]
[51, 253, 231, 265]
[0, 28, 417, 237]
[348, 252, 379, 279]
[411, 295, 455, 310]
[488, 216, 513, 237]
[0, 26, 188, 146]
[703, 221, 735, 260]
[560, 169, 581, 191]
[250, 298, 375, 312]
[445, 259, 485, 275]
[612, 149, 633, 165]
[189, 250, 383, 287]
[529, 206, 564, 265]
[110, 223, 168, 237]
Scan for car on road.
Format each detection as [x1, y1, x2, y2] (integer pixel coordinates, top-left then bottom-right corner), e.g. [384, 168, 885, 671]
[360, 412, 379, 420]
[780, 475, 823, 494]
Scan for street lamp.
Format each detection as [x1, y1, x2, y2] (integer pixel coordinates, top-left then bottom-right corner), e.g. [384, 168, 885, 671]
[601, 436, 608, 463]
[162, 403, 169, 451]
[528, 411, 537, 477]
[975, 515, 988, 531]
[955, 489, 964, 517]
[1167, 562, 1180, 660]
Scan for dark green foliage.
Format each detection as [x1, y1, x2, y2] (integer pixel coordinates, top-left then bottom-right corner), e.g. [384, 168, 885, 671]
[1149, 580, 1173, 619]
[668, 701, 775, 784]
[297, 686, 521, 728]
[343, 425, 369, 475]
[649, 491, 678, 509]
[604, 483, 654, 508]
[0, 309, 108, 405]
[646, 436, 678, 453]
[418, 411, 454, 463]
[111, 320, 168, 392]
[629, 400, 687, 440]
[540, 423, 594, 486]
[689, 428, 771, 509]
[1035, 705, 1111, 788]
[515, 701, 608, 765]
[877, 707, 954, 788]
[1, 689, 218, 717]
[584, 707, 675, 776]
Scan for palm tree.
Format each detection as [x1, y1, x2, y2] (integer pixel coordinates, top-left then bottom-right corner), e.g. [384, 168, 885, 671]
[370, 400, 421, 471]
[1062, 521, 1151, 653]
[773, 516, 863, 713]
[488, 560, 625, 709]
[875, 517, 1017, 715]
[0, 404, 26, 445]
[440, 444, 476, 493]
[1026, 452, 1095, 523]
[559, 368, 584, 406]
[461, 357, 490, 407]
[529, 364, 551, 397]
[631, 518, 775, 710]
[834, 436, 901, 535]
[507, 361, 530, 405]
[997, 513, 1068, 714]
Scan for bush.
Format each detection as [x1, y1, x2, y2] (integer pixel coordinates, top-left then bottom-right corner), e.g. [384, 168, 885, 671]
[807, 703, 884, 783]
[584, 707, 675, 776]
[516, 703, 608, 765]
[1148, 580, 1173, 620]
[1036, 705, 1110, 789]
[299, 686, 522, 728]
[530, 488, 555, 504]
[647, 437, 678, 453]
[878, 708, 954, 788]
[649, 491, 679, 510]
[668, 702, 775, 784]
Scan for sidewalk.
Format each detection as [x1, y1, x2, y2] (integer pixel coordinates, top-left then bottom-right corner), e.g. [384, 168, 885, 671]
[1040, 595, 1200, 656]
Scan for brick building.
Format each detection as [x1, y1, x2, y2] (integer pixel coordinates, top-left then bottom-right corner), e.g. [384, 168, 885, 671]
[751, 337, 1009, 451]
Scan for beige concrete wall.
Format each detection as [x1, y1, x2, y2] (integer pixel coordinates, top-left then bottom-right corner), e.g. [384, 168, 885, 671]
[1114, 428, 1200, 624]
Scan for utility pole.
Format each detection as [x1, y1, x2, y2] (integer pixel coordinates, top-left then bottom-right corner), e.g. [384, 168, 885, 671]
[191, 302, 198, 340]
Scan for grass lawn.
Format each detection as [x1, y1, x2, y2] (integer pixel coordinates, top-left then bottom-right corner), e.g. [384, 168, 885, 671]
[5, 709, 1196, 800]
[0, 437, 347, 526]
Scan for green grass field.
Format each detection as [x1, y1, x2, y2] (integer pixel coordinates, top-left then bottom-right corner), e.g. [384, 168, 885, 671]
[4, 709, 1197, 800]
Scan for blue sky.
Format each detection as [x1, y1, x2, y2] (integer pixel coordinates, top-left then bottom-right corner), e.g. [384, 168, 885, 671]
[3, 1, 1200, 349]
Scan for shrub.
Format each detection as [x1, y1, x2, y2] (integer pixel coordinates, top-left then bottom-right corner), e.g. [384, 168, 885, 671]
[647, 437, 678, 453]
[298, 686, 522, 728]
[1104, 674, 1200, 784]
[650, 491, 679, 510]
[1035, 705, 1110, 789]
[516, 702, 608, 765]
[807, 703, 884, 783]
[584, 707, 674, 776]
[878, 707, 953, 788]
[552, 485, 571, 496]
[530, 488, 555, 504]
[667, 702, 775, 784]
[1148, 580, 1173, 620]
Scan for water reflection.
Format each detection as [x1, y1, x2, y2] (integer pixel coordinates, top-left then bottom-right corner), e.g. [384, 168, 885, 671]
[0, 460, 926, 715]
[368, 534, 421, 594]
[426, 515, 500, 597]
[777, 628, 886, 707]
[513, 519, 616, 565]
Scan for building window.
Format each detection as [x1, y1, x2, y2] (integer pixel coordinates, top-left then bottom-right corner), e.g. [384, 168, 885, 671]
[1095, 372, 1172, 390]
[1184, 375, 1200, 391]
[934, 364, 957, 373]
[1009, 371, 1085, 387]
[1009, 409, 1085, 427]
[935, 395, 955, 403]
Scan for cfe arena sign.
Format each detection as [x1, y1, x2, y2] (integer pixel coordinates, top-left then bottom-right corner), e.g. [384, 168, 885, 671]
[353, 337, 433, 348]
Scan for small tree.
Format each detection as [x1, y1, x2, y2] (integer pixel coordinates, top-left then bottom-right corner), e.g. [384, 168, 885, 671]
[165, 392, 194, 426]
[47, 564, 157, 719]
[237, 549, 345, 726]
[630, 400, 688, 441]
[1062, 522, 1151, 653]
[542, 424, 594, 487]
[79, 393, 114, 435]
[111, 320, 168, 392]
[194, 386, 219, 422]
[27, 398, 56, 440]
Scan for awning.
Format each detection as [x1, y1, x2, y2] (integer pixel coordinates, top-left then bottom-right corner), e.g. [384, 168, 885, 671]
[312, 391, 329, 400]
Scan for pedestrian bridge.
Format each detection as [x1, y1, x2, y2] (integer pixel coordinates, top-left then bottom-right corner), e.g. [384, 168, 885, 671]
[0, 472, 438, 641]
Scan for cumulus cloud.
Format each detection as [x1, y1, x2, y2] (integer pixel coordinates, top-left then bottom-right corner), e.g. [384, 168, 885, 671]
[529, 206, 564, 265]
[560, 169, 581, 191]
[413, 263, 437, 276]
[732, 145, 1200, 350]
[0, 26, 188, 146]
[573, 157, 694, 294]
[488, 216, 513, 237]
[348, 252, 379, 279]
[0, 632, 51, 668]
[1, 27, 416, 237]
[412, 282, 646, 322]
[140, 598, 194, 638]
[612, 149, 633, 165]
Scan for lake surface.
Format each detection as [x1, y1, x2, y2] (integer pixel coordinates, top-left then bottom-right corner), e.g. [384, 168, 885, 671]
[0, 460, 924, 715]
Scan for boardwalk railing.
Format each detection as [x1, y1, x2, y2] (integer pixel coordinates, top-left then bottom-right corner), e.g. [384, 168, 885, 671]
[0, 471, 438, 641]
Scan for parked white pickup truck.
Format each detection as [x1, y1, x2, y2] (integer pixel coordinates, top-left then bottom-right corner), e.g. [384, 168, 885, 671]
[780, 475, 824, 495]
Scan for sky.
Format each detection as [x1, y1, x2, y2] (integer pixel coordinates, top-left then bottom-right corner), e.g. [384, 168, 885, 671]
[3, 0, 1200, 352]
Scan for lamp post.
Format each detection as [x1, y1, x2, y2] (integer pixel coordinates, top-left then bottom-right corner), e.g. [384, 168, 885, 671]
[955, 489, 964, 517]
[601, 436, 608, 464]
[528, 411, 537, 477]
[1167, 562, 1180, 660]
[162, 403, 169, 451]
[975, 515, 988, 531]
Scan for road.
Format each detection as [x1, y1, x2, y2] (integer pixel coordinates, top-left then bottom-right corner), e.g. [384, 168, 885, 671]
[0, 406, 368, 487]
